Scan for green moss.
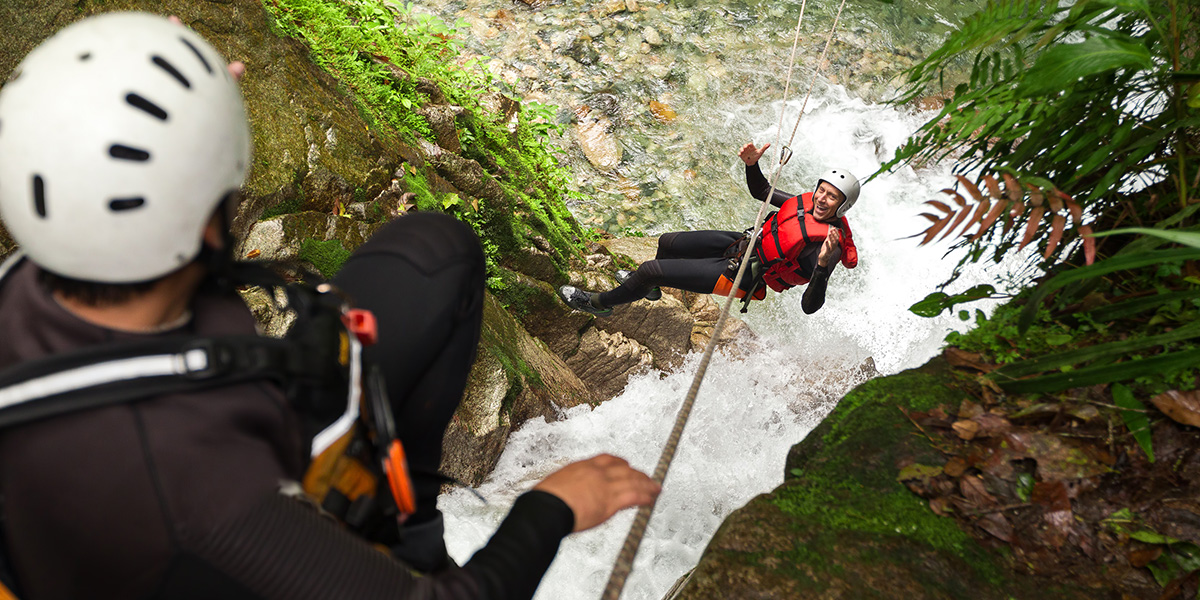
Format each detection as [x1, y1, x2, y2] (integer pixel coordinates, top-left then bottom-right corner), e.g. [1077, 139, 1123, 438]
[767, 364, 1011, 591]
[260, 194, 304, 221]
[298, 237, 351, 278]
[818, 369, 965, 448]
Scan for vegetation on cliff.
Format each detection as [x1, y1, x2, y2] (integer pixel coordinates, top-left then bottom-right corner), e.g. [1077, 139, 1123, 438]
[261, 0, 588, 300]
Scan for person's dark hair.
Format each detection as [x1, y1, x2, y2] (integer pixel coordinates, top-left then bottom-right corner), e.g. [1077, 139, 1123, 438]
[38, 270, 160, 306]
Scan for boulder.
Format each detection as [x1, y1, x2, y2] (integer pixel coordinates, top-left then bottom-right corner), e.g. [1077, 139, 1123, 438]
[565, 327, 653, 401]
[574, 105, 623, 171]
[601, 236, 658, 265]
[598, 294, 694, 371]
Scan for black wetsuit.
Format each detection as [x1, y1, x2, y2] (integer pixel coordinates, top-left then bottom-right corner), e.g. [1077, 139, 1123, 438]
[596, 162, 834, 314]
[0, 212, 573, 600]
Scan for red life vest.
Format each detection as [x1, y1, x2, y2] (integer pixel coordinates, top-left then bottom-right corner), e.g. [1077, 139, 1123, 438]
[753, 192, 854, 293]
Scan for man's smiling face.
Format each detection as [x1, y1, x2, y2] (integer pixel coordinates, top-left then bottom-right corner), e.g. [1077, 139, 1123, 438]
[812, 181, 845, 221]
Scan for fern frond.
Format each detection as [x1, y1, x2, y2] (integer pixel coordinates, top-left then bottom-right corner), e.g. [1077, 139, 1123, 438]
[915, 173, 1095, 265]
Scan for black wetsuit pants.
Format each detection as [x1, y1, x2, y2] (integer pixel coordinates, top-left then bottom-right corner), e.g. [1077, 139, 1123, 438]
[597, 230, 755, 307]
[332, 212, 485, 569]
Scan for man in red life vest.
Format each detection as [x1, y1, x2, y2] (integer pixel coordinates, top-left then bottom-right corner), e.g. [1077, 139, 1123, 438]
[559, 142, 860, 316]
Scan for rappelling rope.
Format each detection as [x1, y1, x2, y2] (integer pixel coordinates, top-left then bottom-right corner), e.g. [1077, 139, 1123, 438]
[598, 0, 848, 598]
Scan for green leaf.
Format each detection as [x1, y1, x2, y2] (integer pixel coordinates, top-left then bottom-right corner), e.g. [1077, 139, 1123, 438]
[1087, 289, 1200, 321]
[1112, 383, 1154, 463]
[1091, 227, 1200, 249]
[1016, 472, 1035, 502]
[1018, 248, 1200, 332]
[996, 347, 1200, 394]
[910, 292, 951, 318]
[994, 320, 1200, 378]
[1018, 37, 1153, 97]
[1130, 530, 1178, 545]
[1087, 0, 1151, 16]
[1045, 334, 1074, 346]
[909, 285, 997, 318]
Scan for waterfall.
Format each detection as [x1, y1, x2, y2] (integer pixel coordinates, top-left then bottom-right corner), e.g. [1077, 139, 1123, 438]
[440, 80, 1022, 599]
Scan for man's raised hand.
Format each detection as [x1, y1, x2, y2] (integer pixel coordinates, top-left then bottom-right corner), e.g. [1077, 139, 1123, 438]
[738, 142, 770, 166]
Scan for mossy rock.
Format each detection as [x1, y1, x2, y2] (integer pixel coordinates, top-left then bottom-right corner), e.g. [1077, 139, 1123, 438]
[675, 358, 1097, 600]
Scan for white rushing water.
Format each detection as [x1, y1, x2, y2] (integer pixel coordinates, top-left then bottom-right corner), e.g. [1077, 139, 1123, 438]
[440, 81, 1020, 599]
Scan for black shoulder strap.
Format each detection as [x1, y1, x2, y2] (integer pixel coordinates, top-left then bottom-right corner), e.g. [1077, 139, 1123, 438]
[0, 334, 319, 430]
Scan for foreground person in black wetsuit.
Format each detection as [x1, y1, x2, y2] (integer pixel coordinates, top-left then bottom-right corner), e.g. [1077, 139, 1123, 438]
[560, 142, 861, 316]
[0, 13, 658, 600]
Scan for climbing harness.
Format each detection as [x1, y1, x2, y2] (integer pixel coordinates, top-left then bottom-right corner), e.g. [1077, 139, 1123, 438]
[599, 0, 850, 596]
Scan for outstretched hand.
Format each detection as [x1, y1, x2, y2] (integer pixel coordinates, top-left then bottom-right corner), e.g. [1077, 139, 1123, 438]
[738, 142, 770, 166]
[533, 454, 661, 532]
[818, 229, 843, 268]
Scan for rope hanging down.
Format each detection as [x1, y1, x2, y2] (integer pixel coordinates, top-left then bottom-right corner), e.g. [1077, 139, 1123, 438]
[599, 0, 848, 598]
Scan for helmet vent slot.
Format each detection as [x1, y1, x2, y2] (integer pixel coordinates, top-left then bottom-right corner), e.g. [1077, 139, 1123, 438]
[32, 175, 46, 218]
[109, 144, 150, 162]
[109, 198, 145, 212]
[179, 37, 213, 75]
[151, 56, 191, 89]
[126, 93, 168, 121]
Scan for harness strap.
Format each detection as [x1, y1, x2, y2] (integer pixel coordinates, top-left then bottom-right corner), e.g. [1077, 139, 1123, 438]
[0, 335, 312, 430]
[770, 212, 786, 265]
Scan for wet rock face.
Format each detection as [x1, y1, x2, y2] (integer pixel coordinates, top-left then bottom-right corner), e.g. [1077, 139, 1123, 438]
[567, 327, 654, 400]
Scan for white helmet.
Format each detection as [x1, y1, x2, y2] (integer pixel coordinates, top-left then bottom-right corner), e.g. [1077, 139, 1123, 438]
[0, 12, 251, 283]
[816, 168, 860, 218]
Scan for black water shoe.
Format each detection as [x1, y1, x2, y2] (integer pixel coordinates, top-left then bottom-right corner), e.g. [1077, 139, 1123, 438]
[615, 270, 661, 301]
[558, 285, 613, 317]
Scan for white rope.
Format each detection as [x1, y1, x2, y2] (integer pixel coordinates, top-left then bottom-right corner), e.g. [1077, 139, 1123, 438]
[599, 1, 849, 597]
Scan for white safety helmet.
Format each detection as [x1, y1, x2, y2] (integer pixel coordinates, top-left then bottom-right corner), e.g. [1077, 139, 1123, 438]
[816, 168, 860, 218]
[0, 12, 251, 283]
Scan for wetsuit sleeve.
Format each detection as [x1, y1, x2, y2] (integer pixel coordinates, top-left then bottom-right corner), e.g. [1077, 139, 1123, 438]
[745, 163, 793, 208]
[168, 489, 573, 600]
[463, 490, 575, 599]
[801, 263, 833, 315]
[839, 219, 858, 269]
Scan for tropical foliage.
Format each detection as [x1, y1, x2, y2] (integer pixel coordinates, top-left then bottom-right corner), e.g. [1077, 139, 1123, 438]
[886, 0, 1199, 278]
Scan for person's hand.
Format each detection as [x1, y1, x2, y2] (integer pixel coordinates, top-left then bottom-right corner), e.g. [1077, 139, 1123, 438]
[738, 142, 770, 166]
[168, 16, 245, 82]
[533, 454, 660, 532]
[817, 229, 842, 268]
